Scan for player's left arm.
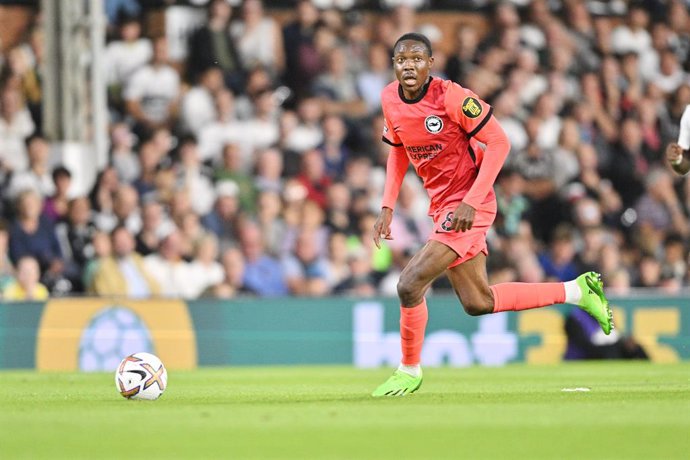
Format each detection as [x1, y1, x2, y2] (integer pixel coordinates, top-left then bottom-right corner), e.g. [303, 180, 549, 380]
[444, 83, 510, 231]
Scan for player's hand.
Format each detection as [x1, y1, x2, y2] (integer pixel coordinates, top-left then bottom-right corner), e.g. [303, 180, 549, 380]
[373, 207, 394, 249]
[666, 143, 684, 166]
[452, 202, 476, 232]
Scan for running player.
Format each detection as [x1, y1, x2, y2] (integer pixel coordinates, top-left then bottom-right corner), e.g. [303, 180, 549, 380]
[371, 33, 613, 397]
[665, 103, 690, 175]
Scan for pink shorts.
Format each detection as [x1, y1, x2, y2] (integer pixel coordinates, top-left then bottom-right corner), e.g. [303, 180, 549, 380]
[427, 201, 497, 269]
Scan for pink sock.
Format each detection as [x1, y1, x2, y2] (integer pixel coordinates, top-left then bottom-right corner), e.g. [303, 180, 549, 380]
[400, 299, 428, 365]
[490, 283, 565, 313]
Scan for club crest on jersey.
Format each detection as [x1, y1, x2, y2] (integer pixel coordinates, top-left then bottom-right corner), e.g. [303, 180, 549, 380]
[462, 97, 482, 118]
[424, 115, 444, 134]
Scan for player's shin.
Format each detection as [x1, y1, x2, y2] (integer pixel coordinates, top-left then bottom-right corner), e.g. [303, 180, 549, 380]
[490, 283, 566, 312]
[399, 299, 428, 376]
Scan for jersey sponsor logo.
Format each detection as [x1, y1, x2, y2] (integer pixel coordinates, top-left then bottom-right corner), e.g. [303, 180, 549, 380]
[406, 143, 443, 160]
[424, 115, 444, 134]
[462, 97, 482, 118]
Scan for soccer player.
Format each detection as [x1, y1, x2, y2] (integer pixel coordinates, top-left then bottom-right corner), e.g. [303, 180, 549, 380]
[371, 33, 613, 397]
[665, 104, 690, 176]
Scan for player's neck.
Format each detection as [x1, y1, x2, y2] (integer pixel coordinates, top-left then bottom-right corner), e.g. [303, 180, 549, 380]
[398, 77, 432, 104]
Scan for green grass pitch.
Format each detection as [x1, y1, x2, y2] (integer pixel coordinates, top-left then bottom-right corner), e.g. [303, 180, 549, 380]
[1, 362, 689, 459]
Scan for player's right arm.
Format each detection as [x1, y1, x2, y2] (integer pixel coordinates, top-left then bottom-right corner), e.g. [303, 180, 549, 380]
[374, 114, 409, 249]
[667, 105, 690, 176]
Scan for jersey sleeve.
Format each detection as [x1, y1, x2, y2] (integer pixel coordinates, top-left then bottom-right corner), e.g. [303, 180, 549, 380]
[678, 105, 690, 150]
[443, 81, 493, 138]
[381, 106, 403, 147]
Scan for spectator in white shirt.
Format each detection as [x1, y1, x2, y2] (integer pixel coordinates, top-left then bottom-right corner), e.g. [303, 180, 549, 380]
[144, 229, 195, 298]
[8, 134, 54, 199]
[175, 136, 215, 216]
[0, 88, 35, 173]
[104, 16, 152, 92]
[188, 233, 224, 298]
[124, 36, 180, 137]
[181, 66, 225, 136]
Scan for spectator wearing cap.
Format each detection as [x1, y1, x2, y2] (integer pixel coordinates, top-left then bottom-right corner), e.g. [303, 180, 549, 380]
[90, 225, 159, 298]
[202, 180, 241, 253]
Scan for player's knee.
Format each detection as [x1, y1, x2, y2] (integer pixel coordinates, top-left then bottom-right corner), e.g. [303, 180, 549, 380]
[397, 273, 423, 306]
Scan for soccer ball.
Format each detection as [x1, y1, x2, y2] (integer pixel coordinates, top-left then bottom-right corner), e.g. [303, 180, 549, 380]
[115, 352, 167, 400]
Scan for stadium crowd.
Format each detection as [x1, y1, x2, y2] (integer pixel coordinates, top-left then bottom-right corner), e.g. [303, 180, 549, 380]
[0, 0, 689, 300]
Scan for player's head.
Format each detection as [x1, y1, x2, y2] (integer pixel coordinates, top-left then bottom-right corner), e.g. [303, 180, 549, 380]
[392, 33, 434, 98]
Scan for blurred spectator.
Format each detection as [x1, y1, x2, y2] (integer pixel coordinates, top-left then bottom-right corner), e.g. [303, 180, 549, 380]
[297, 149, 332, 209]
[109, 122, 140, 184]
[239, 220, 288, 297]
[538, 224, 580, 282]
[104, 14, 152, 107]
[634, 168, 689, 237]
[2, 256, 48, 301]
[313, 46, 367, 117]
[230, 0, 285, 75]
[135, 200, 169, 256]
[42, 166, 72, 222]
[318, 114, 350, 180]
[8, 189, 64, 288]
[94, 184, 142, 234]
[175, 136, 215, 216]
[188, 233, 224, 298]
[334, 245, 377, 297]
[202, 180, 241, 252]
[8, 133, 54, 199]
[213, 143, 257, 213]
[90, 225, 159, 297]
[254, 147, 284, 193]
[255, 190, 285, 257]
[0, 221, 14, 293]
[282, 0, 322, 96]
[55, 197, 97, 292]
[212, 246, 249, 298]
[124, 36, 180, 137]
[181, 66, 224, 137]
[82, 230, 111, 293]
[357, 42, 391, 114]
[282, 228, 331, 296]
[187, 0, 244, 92]
[144, 229, 195, 298]
[494, 167, 529, 238]
[0, 86, 35, 173]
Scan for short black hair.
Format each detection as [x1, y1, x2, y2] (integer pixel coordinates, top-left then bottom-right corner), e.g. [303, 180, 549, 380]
[394, 33, 433, 57]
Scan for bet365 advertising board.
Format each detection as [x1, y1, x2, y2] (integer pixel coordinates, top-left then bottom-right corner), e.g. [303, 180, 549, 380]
[0, 295, 687, 370]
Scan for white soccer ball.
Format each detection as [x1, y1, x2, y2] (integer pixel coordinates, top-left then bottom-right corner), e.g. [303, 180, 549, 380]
[115, 352, 167, 400]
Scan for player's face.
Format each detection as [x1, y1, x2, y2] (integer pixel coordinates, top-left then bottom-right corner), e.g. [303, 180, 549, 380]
[393, 40, 434, 99]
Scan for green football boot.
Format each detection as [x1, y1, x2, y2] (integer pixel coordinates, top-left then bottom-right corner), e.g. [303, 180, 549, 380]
[575, 271, 614, 335]
[371, 369, 423, 397]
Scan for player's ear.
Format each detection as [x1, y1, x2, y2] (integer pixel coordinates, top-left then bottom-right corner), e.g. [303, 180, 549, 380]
[428, 56, 435, 68]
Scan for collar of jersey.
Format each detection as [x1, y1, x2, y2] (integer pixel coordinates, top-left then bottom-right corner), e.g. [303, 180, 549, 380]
[397, 76, 433, 104]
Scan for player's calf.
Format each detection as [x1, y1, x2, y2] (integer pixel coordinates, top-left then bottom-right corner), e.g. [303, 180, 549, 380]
[460, 293, 494, 316]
